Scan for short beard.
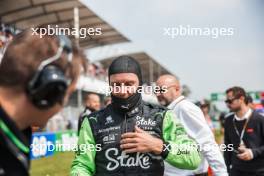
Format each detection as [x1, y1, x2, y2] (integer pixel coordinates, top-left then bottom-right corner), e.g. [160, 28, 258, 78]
[231, 106, 241, 113]
[159, 100, 170, 107]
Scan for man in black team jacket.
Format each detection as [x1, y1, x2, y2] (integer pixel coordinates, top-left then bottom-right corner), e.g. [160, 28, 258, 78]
[0, 29, 85, 176]
[71, 56, 201, 176]
[224, 86, 264, 176]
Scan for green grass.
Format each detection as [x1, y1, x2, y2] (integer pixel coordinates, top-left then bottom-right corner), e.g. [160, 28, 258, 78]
[29, 132, 224, 176]
[30, 152, 75, 176]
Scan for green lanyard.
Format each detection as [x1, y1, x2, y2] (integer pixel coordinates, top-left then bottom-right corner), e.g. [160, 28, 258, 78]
[0, 118, 29, 153]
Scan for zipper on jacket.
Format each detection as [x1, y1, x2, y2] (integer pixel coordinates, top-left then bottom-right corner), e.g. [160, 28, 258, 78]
[125, 113, 127, 133]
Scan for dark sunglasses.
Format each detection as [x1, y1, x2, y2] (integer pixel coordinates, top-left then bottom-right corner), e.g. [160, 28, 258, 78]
[225, 97, 238, 104]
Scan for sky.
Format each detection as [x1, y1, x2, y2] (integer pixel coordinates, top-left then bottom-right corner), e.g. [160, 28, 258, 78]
[81, 0, 264, 100]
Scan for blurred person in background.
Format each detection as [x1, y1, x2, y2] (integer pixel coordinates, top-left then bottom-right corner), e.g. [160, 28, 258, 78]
[219, 112, 227, 132]
[218, 112, 227, 143]
[156, 74, 227, 176]
[78, 93, 101, 134]
[247, 95, 255, 110]
[87, 62, 107, 81]
[224, 86, 264, 176]
[103, 96, 111, 107]
[0, 29, 85, 176]
[254, 99, 264, 116]
[196, 100, 215, 134]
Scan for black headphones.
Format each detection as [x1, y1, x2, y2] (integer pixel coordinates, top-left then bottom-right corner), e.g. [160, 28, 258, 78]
[27, 35, 73, 109]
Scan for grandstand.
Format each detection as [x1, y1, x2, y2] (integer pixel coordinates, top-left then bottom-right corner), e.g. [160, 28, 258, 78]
[0, 0, 175, 132]
[0, 0, 129, 48]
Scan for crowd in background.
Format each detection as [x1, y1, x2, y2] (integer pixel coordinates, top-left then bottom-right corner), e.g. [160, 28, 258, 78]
[86, 62, 107, 81]
[0, 23, 19, 60]
[1, 22, 108, 82]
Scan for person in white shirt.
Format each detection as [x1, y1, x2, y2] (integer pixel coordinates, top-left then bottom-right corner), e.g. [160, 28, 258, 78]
[156, 74, 228, 176]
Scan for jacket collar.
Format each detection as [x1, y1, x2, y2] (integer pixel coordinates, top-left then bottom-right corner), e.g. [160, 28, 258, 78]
[0, 107, 31, 152]
[168, 95, 185, 109]
[234, 108, 252, 121]
[111, 98, 144, 118]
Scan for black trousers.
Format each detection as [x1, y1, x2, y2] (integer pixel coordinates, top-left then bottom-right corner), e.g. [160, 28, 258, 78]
[230, 167, 264, 176]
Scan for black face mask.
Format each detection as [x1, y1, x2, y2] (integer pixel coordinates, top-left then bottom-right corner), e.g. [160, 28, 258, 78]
[111, 91, 141, 112]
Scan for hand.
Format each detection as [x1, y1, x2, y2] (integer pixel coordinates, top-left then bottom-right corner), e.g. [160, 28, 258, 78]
[120, 126, 163, 154]
[237, 146, 254, 161]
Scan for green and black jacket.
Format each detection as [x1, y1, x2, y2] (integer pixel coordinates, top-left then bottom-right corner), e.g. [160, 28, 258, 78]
[71, 101, 201, 176]
[0, 107, 31, 176]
